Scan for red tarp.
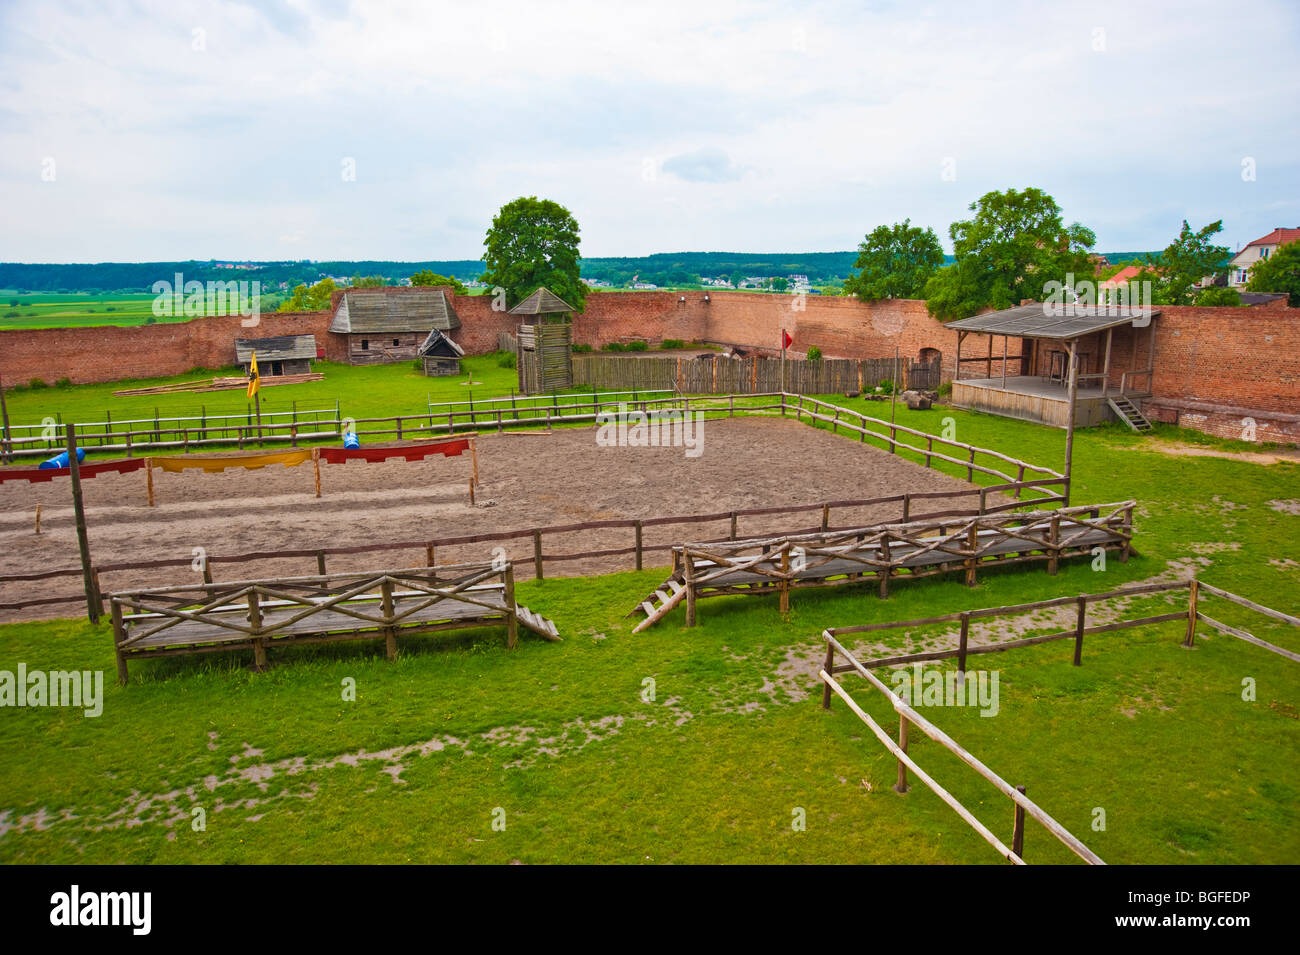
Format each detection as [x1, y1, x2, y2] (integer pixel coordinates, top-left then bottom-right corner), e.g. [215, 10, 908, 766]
[0, 457, 146, 484]
[318, 438, 471, 465]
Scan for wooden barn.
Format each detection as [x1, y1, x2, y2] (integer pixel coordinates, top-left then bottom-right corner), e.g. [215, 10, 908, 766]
[234, 334, 316, 377]
[329, 288, 461, 365]
[418, 328, 465, 376]
[511, 287, 575, 393]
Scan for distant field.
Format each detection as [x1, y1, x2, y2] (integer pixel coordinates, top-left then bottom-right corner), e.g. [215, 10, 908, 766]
[0, 291, 282, 331]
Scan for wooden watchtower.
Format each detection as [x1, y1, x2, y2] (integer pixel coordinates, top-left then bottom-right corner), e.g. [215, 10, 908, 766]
[510, 287, 576, 394]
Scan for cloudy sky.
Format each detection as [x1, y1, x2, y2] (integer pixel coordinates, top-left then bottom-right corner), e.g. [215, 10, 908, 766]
[2, 0, 1297, 262]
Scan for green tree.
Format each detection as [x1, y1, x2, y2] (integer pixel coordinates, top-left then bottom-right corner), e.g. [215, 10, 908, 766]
[1193, 286, 1244, 307]
[730, 271, 745, 289]
[924, 187, 1096, 320]
[278, 277, 337, 312]
[845, 219, 944, 301]
[771, 277, 789, 292]
[349, 274, 386, 288]
[480, 196, 586, 311]
[410, 270, 468, 294]
[1245, 241, 1300, 307]
[1145, 220, 1230, 306]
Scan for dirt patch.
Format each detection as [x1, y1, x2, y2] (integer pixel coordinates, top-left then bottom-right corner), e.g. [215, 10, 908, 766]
[1268, 500, 1300, 515]
[1128, 442, 1300, 466]
[0, 418, 1004, 620]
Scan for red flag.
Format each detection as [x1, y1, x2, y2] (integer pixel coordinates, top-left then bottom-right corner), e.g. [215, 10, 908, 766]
[782, 330, 793, 350]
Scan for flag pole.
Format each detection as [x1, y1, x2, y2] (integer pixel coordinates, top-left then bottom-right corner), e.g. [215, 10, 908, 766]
[781, 327, 786, 395]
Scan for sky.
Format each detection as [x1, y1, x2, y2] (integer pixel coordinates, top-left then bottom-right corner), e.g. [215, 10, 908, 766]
[1, 0, 1298, 263]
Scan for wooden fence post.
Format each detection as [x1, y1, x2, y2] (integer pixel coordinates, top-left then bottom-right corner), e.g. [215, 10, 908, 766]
[111, 598, 128, 685]
[895, 715, 910, 793]
[1184, 578, 1199, 647]
[380, 577, 397, 660]
[1012, 785, 1027, 858]
[66, 424, 98, 624]
[958, 612, 970, 675]
[779, 545, 792, 615]
[248, 590, 267, 671]
[634, 521, 643, 571]
[902, 493, 911, 522]
[317, 550, 327, 576]
[504, 564, 519, 650]
[533, 529, 544, 580]
[821, 503, 830, 532]
[964, 521, 979, 587]
[821, 642, 835, 710]
[1047, 516, 1061, 575]
[1073, 596, 1087, 665]
[684, 551, 697, 626]
[730, 511, 738, 540]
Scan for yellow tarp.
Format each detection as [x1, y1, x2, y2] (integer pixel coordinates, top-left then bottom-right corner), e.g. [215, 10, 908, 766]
[153, 450, 313, 473]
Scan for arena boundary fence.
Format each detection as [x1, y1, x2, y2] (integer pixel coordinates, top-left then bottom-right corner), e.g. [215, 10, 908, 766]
[817, 578, 1299, 863]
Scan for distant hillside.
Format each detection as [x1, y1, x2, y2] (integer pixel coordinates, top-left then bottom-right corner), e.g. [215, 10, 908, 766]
[2, 249, 1155, 294]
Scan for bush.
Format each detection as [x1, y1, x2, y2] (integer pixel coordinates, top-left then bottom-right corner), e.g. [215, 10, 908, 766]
[143, 316, 157, 325]
[55, 377, 72, 388]
[2, 310, 17, 318]
[497, 352, 517, 369]
[806, 345, 823, 361]
[1194, 287, 1244, 307]
[604, 342, 627, 352]
[626, 340, 649, 351]
[660, 339, 685, 350]
[875, 379, 895, 394]
[28, 378, 49, 390]
[938, 381, 952, 399]
[571, 343, 593, 353]
[8, 299, 17, 307]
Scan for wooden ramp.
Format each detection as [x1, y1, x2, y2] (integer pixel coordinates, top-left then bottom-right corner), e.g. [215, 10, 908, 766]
[630, 501, 1135, 631]
[109, 562, 560, 684]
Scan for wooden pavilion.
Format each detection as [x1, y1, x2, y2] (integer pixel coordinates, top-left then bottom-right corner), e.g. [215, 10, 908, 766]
[947, 303, 1161, 433]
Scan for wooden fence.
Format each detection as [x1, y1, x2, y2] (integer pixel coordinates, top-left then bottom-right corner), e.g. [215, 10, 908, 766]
[818, 577, 1300, 864]
[572, 355, 940, 395]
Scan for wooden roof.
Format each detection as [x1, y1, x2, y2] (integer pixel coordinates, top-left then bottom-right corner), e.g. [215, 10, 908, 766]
[508, 287, 576, 315]
[946, 303, 1160, 341]
[234, 334, 316, 363]
[417, 328, 465, 358]
[330, 289, 461, 334]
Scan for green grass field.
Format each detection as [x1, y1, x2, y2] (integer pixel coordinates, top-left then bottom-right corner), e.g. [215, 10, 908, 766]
[0, 376, 1297, 864]
[0, 291, 281, 331]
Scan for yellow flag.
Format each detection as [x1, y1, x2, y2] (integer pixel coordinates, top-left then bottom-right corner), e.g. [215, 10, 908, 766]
[247, 350, 260, 399]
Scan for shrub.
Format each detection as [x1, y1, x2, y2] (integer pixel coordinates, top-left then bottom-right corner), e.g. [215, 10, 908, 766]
[626, 340, 649, 351]
[660, 339, 685, 350]
[497, 352, 517, 369]
[105, 306, 116, 312]
[2, 310, 17, 318]
[28, 378, 49, 390]
[876, 378, 894, 394]
[806, 345, 823, 361]
[604, 342, 627, 352]
[8, 299, 17, 306]
[938, 381, 952, 399]
[55, 377, 72, 388]
[571, 343, 593, 353]
[143, 316, 157, 325]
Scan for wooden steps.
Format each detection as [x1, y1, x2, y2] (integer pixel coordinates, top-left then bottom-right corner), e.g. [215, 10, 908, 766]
[631, 577, 688, 633]
[516, 605, 561, 642]
[1107, 396, 1153, 433]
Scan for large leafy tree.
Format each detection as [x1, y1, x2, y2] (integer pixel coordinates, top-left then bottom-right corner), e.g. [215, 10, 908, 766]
[1245, 240, 1300, 307]
[1144, 220, 1230, 305]
[923, 187, 1096, 320]
[845, 219, 944, 300]
[481, 196, 586, 311]
[277, 277, 337, 312]
[410, 270, 467, 295]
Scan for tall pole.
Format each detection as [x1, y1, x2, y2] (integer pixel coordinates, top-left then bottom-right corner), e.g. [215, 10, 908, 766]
[780, 328, 787, 394]
[0, 370, 11, 464]
[1063, 338, 1079, 507]
[66, 423, 99, 623]
[254, 389, 263, 448]
[890, 346, 899, 424]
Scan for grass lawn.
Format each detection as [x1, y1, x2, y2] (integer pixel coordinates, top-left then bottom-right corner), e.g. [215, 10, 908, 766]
[0, 393, 1296, 864]
[0, 292, 259, 331]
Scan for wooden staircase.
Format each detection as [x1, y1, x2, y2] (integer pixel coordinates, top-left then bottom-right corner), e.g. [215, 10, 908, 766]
[1107, 395, 1153, 433]
[628, 576, 689, 633]
[516, 606, 562, 641]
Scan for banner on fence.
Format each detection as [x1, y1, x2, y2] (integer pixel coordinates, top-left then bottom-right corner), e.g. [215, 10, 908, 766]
[0, 458, 146, 484]
[154, 449, 313, 473]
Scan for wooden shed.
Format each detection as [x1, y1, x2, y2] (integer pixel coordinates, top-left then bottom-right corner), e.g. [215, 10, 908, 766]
[234, 334, 316, 377]
[418, 328, 465, 376]
[510, 287, 575, 393]
[329, 288, 461, 365]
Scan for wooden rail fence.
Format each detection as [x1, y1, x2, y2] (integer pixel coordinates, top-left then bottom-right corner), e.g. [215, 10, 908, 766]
[572, 355, 940, 395]
[818, 577, 1299, 863]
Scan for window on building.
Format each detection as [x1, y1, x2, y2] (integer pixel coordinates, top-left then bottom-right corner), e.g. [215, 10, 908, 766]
[394, 338, 400, 346]
[361, 339, 369, 350]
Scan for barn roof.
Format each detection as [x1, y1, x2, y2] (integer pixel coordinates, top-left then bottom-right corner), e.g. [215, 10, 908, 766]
[417, 327, 465, 358]
[946, 303, 1161, 341]
[329, 289, 461, 334]
[508, 287, 576, 315]
[234, 334, 317, 363]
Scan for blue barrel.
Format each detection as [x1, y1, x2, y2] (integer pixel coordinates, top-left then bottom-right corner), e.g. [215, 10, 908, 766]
[39, 448, 86, 470]
[343, 431, 360, 450]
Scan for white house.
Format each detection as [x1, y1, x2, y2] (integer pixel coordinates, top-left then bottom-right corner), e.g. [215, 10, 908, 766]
[1228, 228, 1300, 286]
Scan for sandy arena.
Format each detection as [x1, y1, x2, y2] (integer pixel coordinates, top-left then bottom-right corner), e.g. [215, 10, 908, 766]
[0, 417, 1007, 619]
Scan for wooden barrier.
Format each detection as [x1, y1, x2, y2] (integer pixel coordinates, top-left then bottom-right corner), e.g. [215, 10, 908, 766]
[107, 562, 560, 684]
[816, 578, 1300, 863]
[631, 501, 1135, 631]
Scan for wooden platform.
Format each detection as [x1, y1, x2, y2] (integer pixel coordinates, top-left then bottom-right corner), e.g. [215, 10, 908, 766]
[951, 377, 1151, 429]
[631, 502, 1135, 631]
[109, 563, 560, 683]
